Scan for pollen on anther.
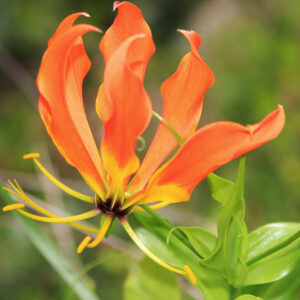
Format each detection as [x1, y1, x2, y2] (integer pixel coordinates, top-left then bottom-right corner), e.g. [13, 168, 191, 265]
[77, 236, 92, 254]
[23, 153, 40, 160]
[3, 203, 25, 212]
[183, 265, 197, 285]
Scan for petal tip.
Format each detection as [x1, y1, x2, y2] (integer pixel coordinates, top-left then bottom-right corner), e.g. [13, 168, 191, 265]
[80, 12, 90, 18]
[113, 1, 121, 11]
[177, 29, 202, 52]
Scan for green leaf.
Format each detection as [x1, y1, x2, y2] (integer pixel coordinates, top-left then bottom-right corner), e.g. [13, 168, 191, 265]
[247, 223, 300, 264]
[235, 295, 262, 300]
[123, 258, 181, 300]
[130, 212, 231, 300]
[1, 186, 100, 300]
[244, 237, 300, 285]
[172, 227, 217, 258]
[207, 172, 235, 204]
[241, 261, 300, 299]
[257, 261, 300, 299]
[201, 158, 248, 286]
[129, 213, 195, 269]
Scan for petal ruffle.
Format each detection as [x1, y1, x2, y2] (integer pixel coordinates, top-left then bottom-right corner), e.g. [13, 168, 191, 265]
[98, 35, 153, 194]
[129, 30, 214, 193]
[139, 106, 285, 204]
[99, 1, 155, 80]
[37, 15, 106, 198]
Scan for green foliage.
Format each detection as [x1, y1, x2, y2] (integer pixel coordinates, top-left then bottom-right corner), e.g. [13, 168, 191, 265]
[202, 158, 248, 287]
[244, 237, 300, 286]
[128, 158, 300, 299]
[123, 258, 181, 300]
[171, 227, 217, 258]
[247, 223, 300, 264]
[235, 295, 262, 300]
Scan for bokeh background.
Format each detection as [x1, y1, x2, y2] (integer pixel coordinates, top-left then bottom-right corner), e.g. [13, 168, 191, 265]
[0, 0, 299, 299]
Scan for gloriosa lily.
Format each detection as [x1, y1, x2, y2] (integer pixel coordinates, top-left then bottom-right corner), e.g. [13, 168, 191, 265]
[3, 1, 284, 283]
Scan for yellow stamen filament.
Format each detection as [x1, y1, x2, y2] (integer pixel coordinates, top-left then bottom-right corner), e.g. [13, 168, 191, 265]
[134, 202, 170, 213]
[23, 153, 93, 203]
[3, 203, 25, 212]
[87, 214, 113, 248]
[120, 217, 186, 275]
[77, 236, 92, 254]
[17, 209, 99, 223]
[183, 265, 197, 285]
[3, 182, 98, 234]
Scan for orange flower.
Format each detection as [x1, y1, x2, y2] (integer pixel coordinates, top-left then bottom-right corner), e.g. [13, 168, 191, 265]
[3, 1, 284, 282]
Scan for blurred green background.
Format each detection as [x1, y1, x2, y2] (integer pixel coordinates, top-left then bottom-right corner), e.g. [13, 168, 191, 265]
[0, 0, 299, 299]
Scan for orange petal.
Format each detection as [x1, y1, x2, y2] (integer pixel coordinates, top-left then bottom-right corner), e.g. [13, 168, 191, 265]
[48, 12, 91, 47]
[37, 16, 106, 198]
[142, 106, 285, 204]
[129, 30, 214, 192]
[100, 1, 155, 80]
[98, 35, 152, 193]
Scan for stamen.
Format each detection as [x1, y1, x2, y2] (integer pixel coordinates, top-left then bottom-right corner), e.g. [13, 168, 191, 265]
[7, 180, 61, 217]
[134, 202, 170, 213]
[183, 265, 197, 285]
[119, 217, 186, 275]
[4, 181, 99, 234]
[77, 236, 92, 254]
[3, 186, 23, 199]
[152, 111, 184, 145]
[87, 213, 113, 248]
[3, 203, 25, 212]
[23, 153, 94, 203]
[17, 209, 99, 223]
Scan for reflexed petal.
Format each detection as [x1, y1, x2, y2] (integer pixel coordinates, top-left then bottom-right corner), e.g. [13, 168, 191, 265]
[141, 106, 285, 204]
[100, 1, 155, 80]
[47, 12, 91, 46]
[37, 16, 106, 198]
[98, 35, 152, 193]
[129, 30, 214, 192]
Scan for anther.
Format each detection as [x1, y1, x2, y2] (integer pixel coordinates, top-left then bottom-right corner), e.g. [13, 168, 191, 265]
[23, 153, 40, 159]
[183, 265, 197, 285]
[3, 203, 25, 212]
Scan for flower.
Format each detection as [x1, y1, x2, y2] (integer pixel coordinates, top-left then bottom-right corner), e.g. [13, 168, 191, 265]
[3, 1, 284, 283]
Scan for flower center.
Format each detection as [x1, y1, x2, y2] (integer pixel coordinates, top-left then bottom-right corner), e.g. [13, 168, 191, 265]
[95, 195, 130, 217]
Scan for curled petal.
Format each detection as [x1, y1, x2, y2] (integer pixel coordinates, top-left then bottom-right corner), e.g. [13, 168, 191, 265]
[100, 1, 155, 80]
[129, 30, 214, 192]
[47, 12, 91, 47]
[37, 15, 106, 198]
[141, 106, 285, 204]
[98, 35, 152, 193]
